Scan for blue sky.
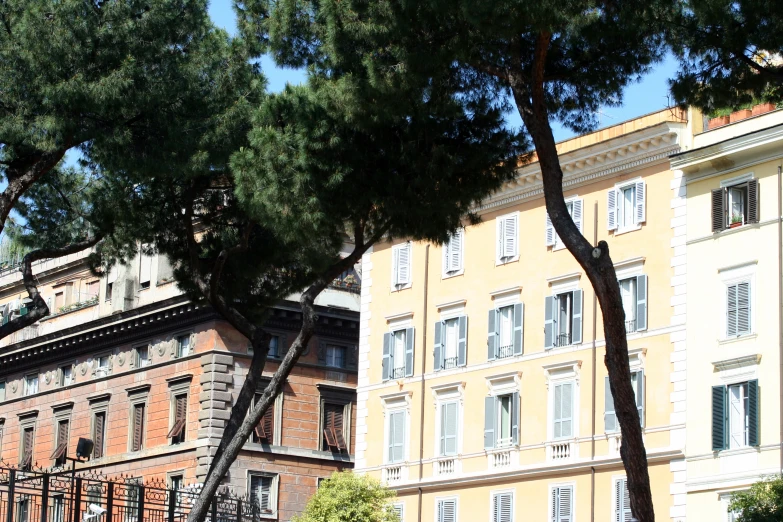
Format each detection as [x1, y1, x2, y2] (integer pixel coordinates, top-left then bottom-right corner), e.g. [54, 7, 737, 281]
[208, 0, 681, 142]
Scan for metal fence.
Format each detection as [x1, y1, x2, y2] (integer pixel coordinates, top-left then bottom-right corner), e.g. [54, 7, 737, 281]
[0, 467, 260, 522]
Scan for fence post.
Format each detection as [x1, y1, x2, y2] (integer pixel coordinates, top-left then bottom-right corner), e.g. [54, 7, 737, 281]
[137, 485, 145, 520]
[211, 497, 218, 521]
[5, 469, 14, 522]
[167, 486, 176, 522]
[72, 478, 82, 522]
[41, 472, 49, 522]
[236, 498, 242, 522]
[106, 482, 114, 521]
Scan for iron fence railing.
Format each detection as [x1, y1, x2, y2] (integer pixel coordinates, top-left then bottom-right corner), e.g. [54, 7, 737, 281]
[0, 466, 261, 522]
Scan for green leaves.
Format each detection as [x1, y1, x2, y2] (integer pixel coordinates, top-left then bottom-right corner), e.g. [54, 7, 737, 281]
[728, 475, 783, 522]
[292, 472, 400, 522]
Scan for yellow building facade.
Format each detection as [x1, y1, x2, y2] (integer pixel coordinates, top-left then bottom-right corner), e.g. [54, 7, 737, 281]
[356, 109, 701, 522]
[672, 108, 783, 521]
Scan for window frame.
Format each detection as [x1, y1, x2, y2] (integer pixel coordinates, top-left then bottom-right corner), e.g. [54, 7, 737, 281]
[496, 212, 520, 265]
[608, 178, 646, 234]
[549, 483, 575, 522]
[547, 197, 583, 251]
[51, 405, 72, 467]
[249, 383, 283, 446]
[317, 385, 353, 454]
[167, 377, 191, 445]
[57, 363, 75, 387]
[391, 242, 413, 290]
[383, 394, 410, 465]
[23, 372, 39, 396]
[19, 414, 36, 470]
[247, 472, 279, 519]
[126, 386, 149, 453]
[712, 173, 758, 232]
[389, 328, 409, 380]
[132, 343, 152, 369]
[433, 385, 463, 458]
[173, 332, 194, 359]
[544, 363, 581, 443]
[91, 409, 107, 460]
[435, 496, 458, 522]
[720, 263, 756, 341]
[92, 352, 112, 378]
[489, 489, 514, 522]
[442, 228, 465, 278]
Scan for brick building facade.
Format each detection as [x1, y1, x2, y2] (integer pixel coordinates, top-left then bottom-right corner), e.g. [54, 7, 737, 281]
[0, 248, 359, 521]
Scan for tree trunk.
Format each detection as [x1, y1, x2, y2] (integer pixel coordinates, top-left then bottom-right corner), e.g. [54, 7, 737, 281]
[506, 33, 655, 522]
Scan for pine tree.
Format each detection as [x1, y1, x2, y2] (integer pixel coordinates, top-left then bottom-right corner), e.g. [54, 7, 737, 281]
[669, 0, 783, 111]
[237, 0, 676, 520]
[0, 0, 261, 338]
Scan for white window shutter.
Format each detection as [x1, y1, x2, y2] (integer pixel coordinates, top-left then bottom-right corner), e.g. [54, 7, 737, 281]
[397, 244, 410, 285]
[545, 212, 555, 246]
[635, 181, 646, 223]
[556, 486, 573, 522]
[449, 230, 462, 272]
[727, 284, 738, 337]
[438, 499, 456, 522]
[737, 281, 750, 335]
[572, 199, 583, 234]
[607, 189, 617, 231]
[504, 215, 517, 257]
[615, 479, 632, 522]
[493, 493, 512, 522]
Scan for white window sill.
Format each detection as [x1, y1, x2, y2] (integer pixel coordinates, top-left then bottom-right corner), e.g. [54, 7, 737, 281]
[613, 224, 642, 236]
[442, 269, 465, 279]
[495, 255, 519, 266]
[718, 333, 757, 345]
[391, 283, 412, 292]
[717, 445, 758, 456]
[552, 243, 567, 252]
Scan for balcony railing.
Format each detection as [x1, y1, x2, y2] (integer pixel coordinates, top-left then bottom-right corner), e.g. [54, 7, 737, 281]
[497, 345, 513, 359]
[553, 333, 572, 348]
[435, 457, 457, 476]
[547, 440, 576, 461]
[383, 465, 403, 483]
[486, 445, 517, 470]
[492, 450, 512, 468]
[391, 367, 406, 379]
[442, 356, 458, 370]
[625, 319, 637, 334]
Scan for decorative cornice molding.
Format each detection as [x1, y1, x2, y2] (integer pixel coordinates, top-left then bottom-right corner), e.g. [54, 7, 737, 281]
[712, 354, 762, 372]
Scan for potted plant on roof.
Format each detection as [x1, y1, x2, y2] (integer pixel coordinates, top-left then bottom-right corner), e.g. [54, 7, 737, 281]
[730, 213, 744, 228]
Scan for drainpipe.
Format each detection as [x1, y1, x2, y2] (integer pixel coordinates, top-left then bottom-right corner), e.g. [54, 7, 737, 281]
[778, 164, 783, 473]
[417, 245, 430, 522]
[591, 202, 598, 522]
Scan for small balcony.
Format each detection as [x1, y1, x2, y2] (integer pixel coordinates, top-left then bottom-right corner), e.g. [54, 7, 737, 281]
[441, 356, 458, 370]
[383, 464, 406, 484]
[547, 440, 577, 461]
[497, 344, 514, 359]
[391, 366, 406, 379]
[553, 333, 572, 348]
[486, 444, 517, 470]
[434, 457, 459, 476]
[625, 319, 637, 334]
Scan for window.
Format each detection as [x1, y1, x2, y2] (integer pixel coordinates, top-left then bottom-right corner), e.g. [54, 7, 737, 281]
[54, 291, 64, 311]
[488, 304, 523, 360]
[614, 478, 632, 522]
[552, 382, 574, 439]
[249, 473, 277, 517]
[712, 380, 759, 451]
[608, 180, 646, 232]
[392, 242, 412, 288]
[604, 370, 645, 432]
[0, 381, 5, 401]
[391, 503, 404, 521]
[168, 394, 187, 444]
[550, 486, 573, 522]
[92, 411, 106, 459]
[443, 229, 464, 276]
[168, 473, 184, 507]
[16, 498, 29, 522]
[545, 291, 583, 348]
[491, 491, 513, 522]
[439, 401, 458, 457]
[326, 345, 346, 368]
[136, 345, 151, 368]
[105, 282, 113, 302]
[436, 498, 457, 522]
[52, 495, 65, 522]
[434, 316, 467, 370]
[382, 328, 414, 381]
[546, 199, 583, 249]
[483, 393, 519, 449]
[85, 280, 100, 299]
[711, 178, 758, 231]
[726, 281, 751, 337]
[130, 403, 145, 452]
[139, 246, 153, 290]
[24, 374, 38, 396]
[20, 426, 34, 469]
[175, 335, 191, 358]
[252, 392, 276, 445]
[268, 335, 280, 358]
[322, 403, 347, 452]
[95, 354, 111, 377]
[51, 420, 69, 466]
[59, 365, 73, 387]
[619, 275, 648, 333]
[387, 410, 406, 463]
[496, 213, 519, 263]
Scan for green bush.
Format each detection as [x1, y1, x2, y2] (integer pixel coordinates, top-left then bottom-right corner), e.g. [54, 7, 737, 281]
[293, 472, 400, 522]
[729, 475, 783, 521]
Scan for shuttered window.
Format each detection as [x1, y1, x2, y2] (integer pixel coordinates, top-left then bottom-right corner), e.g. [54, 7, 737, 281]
[249, 474, 275, 515]
[387, 410, 406, 463]
[605, 370, 645, 432]
[175, 335, 191, 358]
[553, 383, 573, 439]
[253, 393, 275, 444]
[434, 316, 468, 370]
[322, 403, 346, 452]
[492, 492, 513, 522]
[444, 229, 464, 274]
[131, 404, 145, 452]
[497, 214, 518, 261]
[391, 503, 404, 521]
[614, 478, 632, 522]
[392, 243, 412, 287]
[547, 199, 583, 248]
[550, 486, 573, 522]
[21, 427, 34, 469]
[484, 393, 520, 449]
[92, 412, 105, 459]
[619, 275, 648, 333]
[51, 420, 69, 465]
[168, 394, 187, 444]
[545, 291, 583, 349]
[437, 498, 457, 522]
[726, 281, 751, 337]
[711, 180, 759, 232]
[139, 246, 153, 289]
[383, 328, 415, 380]
[608, 181, 646, 231]
[439, 401, 458, 457]
[713, 380, 759, 451]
